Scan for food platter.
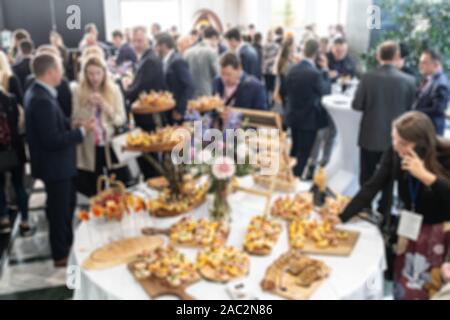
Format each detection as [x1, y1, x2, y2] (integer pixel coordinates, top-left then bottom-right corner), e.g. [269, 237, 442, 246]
[261, 251, 330, 300]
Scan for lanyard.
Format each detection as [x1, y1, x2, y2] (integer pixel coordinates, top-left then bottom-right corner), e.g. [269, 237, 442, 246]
[408, 175, 421, 212]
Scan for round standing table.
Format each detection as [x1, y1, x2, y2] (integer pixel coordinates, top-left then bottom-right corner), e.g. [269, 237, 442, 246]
[70, 177, 386, 300]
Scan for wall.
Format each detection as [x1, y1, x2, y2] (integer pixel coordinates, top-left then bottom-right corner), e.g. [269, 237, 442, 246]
[1, 0, 106, 48]
[344, 0, 372, 65]
[103, 0, 239, 38]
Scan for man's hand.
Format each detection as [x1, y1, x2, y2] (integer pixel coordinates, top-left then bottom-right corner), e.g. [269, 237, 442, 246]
[122, 77, 132, 90]
[329, 70, 339, 79]
[172, 111, 183, 122]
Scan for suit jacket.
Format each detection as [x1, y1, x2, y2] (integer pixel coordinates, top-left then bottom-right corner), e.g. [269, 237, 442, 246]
[24, 82, 83, 182]
[326, 52, 356, 81]
[12, 57, 32, 91]
[25, 75, 73, 118]
[125, 49, 165, 131]
[116, 43, 137, 66]
[239, 44, 259, 78]
[285, 60, 331, 131]
[353, 64, 416, 152]
[185, 42, 219, 98]
[413, 71, 450, 136]
[6, 75, 23, 106]
[212, 72, 268, 110]
[165, 52, 194, 116]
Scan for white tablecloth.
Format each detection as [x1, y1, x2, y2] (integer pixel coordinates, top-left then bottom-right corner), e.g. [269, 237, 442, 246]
[322, 94, 362, 195]
[70, 177, 386, 300]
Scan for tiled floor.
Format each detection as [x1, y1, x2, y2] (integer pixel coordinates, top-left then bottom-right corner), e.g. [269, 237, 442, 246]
[0, 178, 90, 300]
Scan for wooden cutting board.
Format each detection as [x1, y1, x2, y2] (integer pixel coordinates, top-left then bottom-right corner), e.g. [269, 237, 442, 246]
[128, 263, 199, 300]
[261, 251, 330, 300]
[82, 236, 164, 270]
[289, 230, 360, 257]
[198, 265, 249, 284]
[141, 224, 230, 249]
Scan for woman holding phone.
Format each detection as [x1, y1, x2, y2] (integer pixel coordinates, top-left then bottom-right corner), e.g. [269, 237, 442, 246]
[340, 111, 450, 300]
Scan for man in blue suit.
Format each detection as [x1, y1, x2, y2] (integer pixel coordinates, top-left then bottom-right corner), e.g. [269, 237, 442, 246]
[286, 39, 331, 177]
[225, 28, 260, 78]
[414, 49, 450, 136]
[24, 53, 94, 267]
[212, 52, 267, 110]
[156, 33, 194, 124]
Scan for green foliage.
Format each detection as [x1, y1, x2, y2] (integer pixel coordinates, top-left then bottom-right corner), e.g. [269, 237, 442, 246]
[363, 0, 450, 76]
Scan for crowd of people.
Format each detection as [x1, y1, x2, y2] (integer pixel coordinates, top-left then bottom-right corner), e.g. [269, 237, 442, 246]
[0, 21, 449, 299]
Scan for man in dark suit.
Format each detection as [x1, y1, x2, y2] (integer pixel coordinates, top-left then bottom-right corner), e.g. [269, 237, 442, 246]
[326, 37, 356, 82]
[286, 39, 331, 177]
[155, 33, 194, 124]
[225, 28, 259, 78]
[12, 39, 34, 90]
[124, 26, 166, 129]
[123, 26, 166, 179]
[111, 30, 137, 66]
[353, 41, 416, 213]
[213, 52, 267, 110]
[24, 53, 94, 267]
[414, 49, 450, 136]
[25, 45, 73, 118]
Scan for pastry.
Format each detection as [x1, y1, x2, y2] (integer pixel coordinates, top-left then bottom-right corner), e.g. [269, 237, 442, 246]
[131, 246, 199, 288]
[126, 126, 185, 150]
[187, 95, 224, 113]
[271, 193, 313, 220]
[135, 91, 175, 109]
[170, 217, 229, 248]
[243, 216, 282, 255]
[261, 251, 330, 298]
[147, 181, 209, 217]
[319, 194, 351, 217]
[197, 246, 250, 282]
[289, 219, 349, 250]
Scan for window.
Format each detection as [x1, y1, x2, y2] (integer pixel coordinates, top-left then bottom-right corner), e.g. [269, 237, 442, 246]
[271, 0, 347, 37]
[120, 0, 180, 31]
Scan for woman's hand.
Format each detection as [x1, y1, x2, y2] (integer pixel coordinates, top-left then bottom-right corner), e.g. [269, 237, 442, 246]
[91, 93, 113, 116]
[401, 148, 437, 186]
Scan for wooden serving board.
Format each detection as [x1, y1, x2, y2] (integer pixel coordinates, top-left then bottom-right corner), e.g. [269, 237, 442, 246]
[128, 263, 199, 300]
[289, 230, 360, 257]
[262, 267, 330, 300]
[150, 196, 207, 218]
[132, 101, 175, 115]
[198, 265, 249, 284]
[82, 236, 164, 270]
[141, 226, 230, 249]
[123, 141, 181, 153]
[261, 251, 330, 300]
[244, 247, 272, 256]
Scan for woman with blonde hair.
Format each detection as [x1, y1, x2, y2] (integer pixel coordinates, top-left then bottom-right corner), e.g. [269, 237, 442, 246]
[0, 51, 23, 105]
[81, 45, 105, 63]
[72, 55, 128, 196]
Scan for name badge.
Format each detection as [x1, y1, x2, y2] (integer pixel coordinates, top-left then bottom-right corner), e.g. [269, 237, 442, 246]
[397, 210, 423, 241]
